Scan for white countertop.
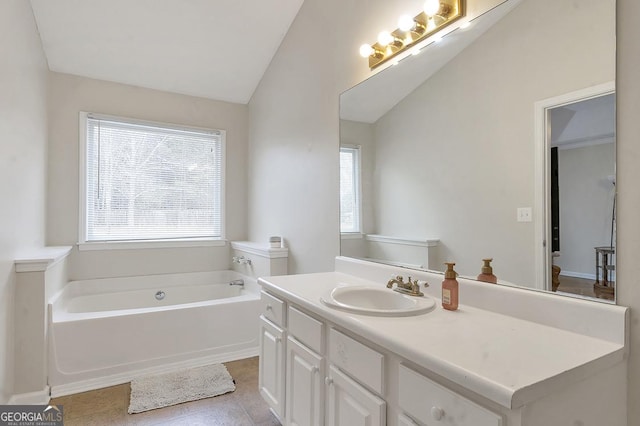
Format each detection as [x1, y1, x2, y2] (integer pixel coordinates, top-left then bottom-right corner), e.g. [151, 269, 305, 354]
[258, 271, 626, 409]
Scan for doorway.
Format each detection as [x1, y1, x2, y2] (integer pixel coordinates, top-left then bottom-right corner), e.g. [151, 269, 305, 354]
[534, 82, 616, 301]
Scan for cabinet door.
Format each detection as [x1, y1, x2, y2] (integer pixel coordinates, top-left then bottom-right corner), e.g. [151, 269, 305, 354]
[326, 364, 386, 426]
[259, 315, 285, 420]
[286, 336, 324, 426]
[397, 414, 418, 426]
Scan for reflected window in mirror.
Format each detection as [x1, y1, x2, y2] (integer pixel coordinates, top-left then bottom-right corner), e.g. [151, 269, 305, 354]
[340, 145, 362, 234]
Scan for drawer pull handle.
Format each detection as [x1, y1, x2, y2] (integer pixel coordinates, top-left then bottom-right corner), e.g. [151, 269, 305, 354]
[431, 406, 445, 421]
[325, 377, 333, 386]
[266, 304, 273, 311]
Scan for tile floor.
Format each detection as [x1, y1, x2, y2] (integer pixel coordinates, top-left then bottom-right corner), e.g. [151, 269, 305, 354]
[50, 357, 280, 426]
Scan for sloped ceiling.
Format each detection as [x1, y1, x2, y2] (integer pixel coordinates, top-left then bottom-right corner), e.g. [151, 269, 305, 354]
[550, 93, 615, 147]
[340, 0, 523, 123]
[30, 0, 305, 104]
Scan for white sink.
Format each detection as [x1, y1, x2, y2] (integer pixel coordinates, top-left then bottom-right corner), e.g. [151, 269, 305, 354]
[320, 285, 436, 317]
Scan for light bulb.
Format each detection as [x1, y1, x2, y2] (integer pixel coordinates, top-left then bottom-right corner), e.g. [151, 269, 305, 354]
[377, 30, 394, 46]
[398, 14, 415, 32]
[424, 0, 440, 16]
[359, 44, 374, 58]
[426, 16, 436, 31]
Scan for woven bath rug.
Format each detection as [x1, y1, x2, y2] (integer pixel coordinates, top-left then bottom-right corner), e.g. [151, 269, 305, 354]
[128, 363, 236, 414]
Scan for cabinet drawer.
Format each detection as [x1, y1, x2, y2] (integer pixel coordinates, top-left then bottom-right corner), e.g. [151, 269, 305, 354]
[398, 364, 502, 426]
[261, 291, 286, 327]
[329, 328, 384, 395]
[288, 306, 323, 353]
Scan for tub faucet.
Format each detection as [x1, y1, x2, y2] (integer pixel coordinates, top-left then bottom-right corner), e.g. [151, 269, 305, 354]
[232, 256, 252, 266]
[387, 275, 425, 297]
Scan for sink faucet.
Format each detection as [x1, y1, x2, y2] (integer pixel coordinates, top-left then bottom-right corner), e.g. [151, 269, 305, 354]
[387, 275, 425, 297]
[387, 275, 411, 291]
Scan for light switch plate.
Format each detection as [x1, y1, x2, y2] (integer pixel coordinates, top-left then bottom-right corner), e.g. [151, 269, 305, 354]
[517, 207, 532, 222]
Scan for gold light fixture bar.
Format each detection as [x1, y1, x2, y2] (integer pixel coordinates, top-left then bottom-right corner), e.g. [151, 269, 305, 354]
[361, 0, 465, 69]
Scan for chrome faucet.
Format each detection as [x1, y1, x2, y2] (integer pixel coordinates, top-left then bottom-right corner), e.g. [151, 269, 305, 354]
[232, 256, 252, 266]
[387, 275, 426, 297]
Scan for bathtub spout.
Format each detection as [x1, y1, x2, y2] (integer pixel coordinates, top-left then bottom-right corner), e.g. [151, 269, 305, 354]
[229, 279, 245, 287]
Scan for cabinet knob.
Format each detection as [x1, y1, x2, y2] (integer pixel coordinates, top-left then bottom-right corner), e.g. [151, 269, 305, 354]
[266, 304, 273, 311]
[431, 406, 445, 421]
[325, 377, 333, 386]
[275, 337, 282, 343]
[311, 366, 319, 374]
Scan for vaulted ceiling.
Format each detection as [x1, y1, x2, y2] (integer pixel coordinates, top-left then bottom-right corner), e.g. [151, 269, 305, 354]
[30, 0, 305, 104]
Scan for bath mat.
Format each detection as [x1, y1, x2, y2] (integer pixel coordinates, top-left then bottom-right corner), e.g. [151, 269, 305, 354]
[128, 363, 236, 414]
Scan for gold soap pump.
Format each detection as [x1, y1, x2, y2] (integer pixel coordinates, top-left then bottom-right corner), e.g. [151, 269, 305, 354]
[477, 258, 497, 284]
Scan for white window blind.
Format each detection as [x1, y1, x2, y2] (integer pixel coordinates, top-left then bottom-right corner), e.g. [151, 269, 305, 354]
[84, 114, 223, 242]
[340, 146, 361, 233]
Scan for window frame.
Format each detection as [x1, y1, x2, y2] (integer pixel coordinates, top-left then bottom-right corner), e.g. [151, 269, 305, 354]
[339, 144, 363, 235]
[78, 112, 226, 251]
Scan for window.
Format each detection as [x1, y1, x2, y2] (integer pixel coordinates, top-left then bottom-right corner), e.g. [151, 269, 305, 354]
[340, 145, 361, 233]
[80, 113, 224, 246]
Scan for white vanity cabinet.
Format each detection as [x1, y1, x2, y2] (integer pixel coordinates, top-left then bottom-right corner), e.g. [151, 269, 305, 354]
[258, 290, 287, 420]
[326, 364, 386, 426]
[258, 262, 628, 426]
[258, 289, 496, 426]
[258, 315, 285, 420]
[259, 291, 387, 426]
[285, 305, 325, 426]
[286, 336, 324, 426]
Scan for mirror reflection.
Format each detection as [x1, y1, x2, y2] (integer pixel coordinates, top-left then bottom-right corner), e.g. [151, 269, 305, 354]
[339, 0, 616, 302]
[544, 90, 616, 301]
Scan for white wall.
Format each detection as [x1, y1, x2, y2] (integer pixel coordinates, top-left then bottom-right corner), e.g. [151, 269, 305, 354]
[616, 0, 640, 423]
[557, 143, 615, 277]
[251, 0, 640, 423]
[248, 0, 505, 274]
[47, 73, 249, 279]
[0, 1, 48, 403]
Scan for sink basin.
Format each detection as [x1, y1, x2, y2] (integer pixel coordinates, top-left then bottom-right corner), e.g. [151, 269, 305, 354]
[320, 286, 435, 317]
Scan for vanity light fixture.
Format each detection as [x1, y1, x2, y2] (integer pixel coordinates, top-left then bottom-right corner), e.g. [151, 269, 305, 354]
[359, 0, 465, 69]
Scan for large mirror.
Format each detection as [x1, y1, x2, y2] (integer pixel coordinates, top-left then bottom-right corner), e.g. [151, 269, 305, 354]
[339, 0, 616, 302]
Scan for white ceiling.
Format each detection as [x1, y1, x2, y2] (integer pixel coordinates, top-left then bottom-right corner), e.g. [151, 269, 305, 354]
[550, 93, 616, 147]
[29, 0, 305, 104]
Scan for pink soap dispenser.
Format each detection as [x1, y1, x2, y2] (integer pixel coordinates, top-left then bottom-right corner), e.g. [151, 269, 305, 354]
[441, 262, 459, 311]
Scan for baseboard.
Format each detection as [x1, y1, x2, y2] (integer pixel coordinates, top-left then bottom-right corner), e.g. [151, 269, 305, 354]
[8, 386, 50, 405]
[559, 271, 596, 280]
[50, 346, 259, 398]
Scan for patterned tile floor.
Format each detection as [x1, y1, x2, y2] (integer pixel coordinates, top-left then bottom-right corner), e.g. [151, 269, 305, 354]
[50, 357, 280, 426]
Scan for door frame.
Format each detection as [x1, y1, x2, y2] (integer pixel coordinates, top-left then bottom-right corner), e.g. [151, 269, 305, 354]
[533, 81, 615, 291]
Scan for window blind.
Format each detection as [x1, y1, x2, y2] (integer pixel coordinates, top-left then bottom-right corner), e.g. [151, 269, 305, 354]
[340, 146, 361, 233]
[85, 115, 223, 242]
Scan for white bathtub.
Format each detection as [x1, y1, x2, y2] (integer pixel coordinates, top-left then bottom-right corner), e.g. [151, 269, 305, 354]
[48, 270, 261, 397]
